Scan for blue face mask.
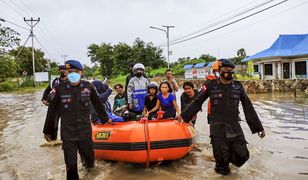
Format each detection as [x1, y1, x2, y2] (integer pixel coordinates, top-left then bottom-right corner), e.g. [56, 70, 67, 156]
[67, 72, 81, 83]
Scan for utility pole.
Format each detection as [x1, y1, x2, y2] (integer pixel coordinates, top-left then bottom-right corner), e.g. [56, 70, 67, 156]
[150, 25, 175, 69]
[61, 54, 68, 64]
[24, 17, 40, 84]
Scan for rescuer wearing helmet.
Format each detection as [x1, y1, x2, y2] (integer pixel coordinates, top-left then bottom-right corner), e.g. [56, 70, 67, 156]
[127, 63, 149, 115]
[177, 58, 265, 175]
[143, 82, 159, 119]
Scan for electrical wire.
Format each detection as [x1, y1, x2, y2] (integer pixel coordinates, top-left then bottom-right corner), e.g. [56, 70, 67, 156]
[16, 0, 62, 55]
[162, 0, 288, 47]
[167, 0, 275, 45]
[171, 0, 308, 50]
[35, 36, 56, 60]
[0, 17, 28, 30]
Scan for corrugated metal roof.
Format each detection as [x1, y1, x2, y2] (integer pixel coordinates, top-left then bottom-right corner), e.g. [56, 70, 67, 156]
[207, 62, 214, 67]
[183, 64, 194, 69]
[243, 34, 308, 62]
[194, 62, 207, 68]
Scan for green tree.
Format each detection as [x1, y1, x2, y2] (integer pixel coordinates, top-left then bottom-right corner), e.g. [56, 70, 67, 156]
[0, 23, 20, 54]
[237, 48, 246, 58]
[83, 64, 93, 79]
[88, 43, 114, 77]
[231, 48, 247, 65]
[0, 55, 19, 80]
[9, 46, 49, 75]
[113, 43, 132, 75]
[49, 61, 59, 75]
[247, 61, 254, 77]
[87, 38, 165, 77]
[199, 54, 217, 62]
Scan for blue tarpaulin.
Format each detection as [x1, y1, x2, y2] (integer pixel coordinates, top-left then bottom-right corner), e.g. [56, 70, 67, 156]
[183, 64, 194, 69]
[242, 34, 308, 62]
[194, 62, 207, 68]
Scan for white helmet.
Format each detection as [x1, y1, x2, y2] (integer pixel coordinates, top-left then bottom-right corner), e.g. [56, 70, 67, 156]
[133, 63, 145, 71]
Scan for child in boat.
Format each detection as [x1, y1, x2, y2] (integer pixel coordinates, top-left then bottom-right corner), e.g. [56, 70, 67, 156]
[143, 82, 158, 120]
[146, 81, 180, 119]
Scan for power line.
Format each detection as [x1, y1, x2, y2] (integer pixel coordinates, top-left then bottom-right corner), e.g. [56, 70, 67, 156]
[1, 0, 62, 58]
[7, 0, 32, 17]
[16, 0, 61, 55]
[35, 36, 56, 60]
[165, 0, 288, 47]
[172, 0, 308, 50]
[0, 0, 24, 17]
[0, 17, 28, 30]
[166, 0, 275, 46]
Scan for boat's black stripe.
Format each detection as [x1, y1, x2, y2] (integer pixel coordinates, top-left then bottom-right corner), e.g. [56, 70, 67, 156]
[93, 138, 193, 151]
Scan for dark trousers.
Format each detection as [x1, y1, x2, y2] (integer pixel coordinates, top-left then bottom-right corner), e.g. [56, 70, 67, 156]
[50, 112, 60, 140]
[62, 137, 94, 180]
[211, 136, 249, 170]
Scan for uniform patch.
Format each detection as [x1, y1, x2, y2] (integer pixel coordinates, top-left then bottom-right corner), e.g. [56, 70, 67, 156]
[95, 131, 111, 140]
[81, 88, 90, 94]
[202, 84, 207, 92]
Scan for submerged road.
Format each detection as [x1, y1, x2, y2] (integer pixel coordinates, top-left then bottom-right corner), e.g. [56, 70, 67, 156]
[0, 90, 307, 179]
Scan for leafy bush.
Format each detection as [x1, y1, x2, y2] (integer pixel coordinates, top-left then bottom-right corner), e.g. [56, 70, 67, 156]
[0, 81, 15, 92]
[19, 76, 34, 87]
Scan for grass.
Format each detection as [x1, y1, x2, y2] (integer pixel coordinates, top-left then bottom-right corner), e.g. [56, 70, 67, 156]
[148, 68, 168, 77]
[0, 77, 48, 93]
[109, 74, 126, 88]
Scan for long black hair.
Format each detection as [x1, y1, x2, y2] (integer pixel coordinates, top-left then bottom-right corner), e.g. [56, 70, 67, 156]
[159, 81, 172, 93]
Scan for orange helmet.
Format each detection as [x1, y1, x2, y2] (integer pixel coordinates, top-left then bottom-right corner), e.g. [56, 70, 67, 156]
[212, 60, 219, 71]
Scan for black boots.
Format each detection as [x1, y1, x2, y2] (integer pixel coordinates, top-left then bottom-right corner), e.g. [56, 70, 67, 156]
[215, 163, 230, 175]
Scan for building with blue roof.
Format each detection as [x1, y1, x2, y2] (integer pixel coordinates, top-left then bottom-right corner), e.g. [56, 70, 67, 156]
[183, 64, 194, 79]
[242, 34, 308, 80]
[183, 64, 194, 70]
[183, 62, 214, 79]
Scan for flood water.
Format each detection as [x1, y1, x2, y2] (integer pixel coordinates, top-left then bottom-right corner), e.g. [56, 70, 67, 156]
[0, 90, 308, 179]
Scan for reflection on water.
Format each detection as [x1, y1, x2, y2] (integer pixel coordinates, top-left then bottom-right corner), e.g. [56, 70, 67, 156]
[0, 91, 307, 179]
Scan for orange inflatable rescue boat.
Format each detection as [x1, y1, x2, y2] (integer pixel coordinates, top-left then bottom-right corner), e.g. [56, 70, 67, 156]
[92, 115, 197, 166]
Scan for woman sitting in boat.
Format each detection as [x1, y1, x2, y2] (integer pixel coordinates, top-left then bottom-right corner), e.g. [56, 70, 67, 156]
[91, 80, 124, 123]
[145, 81, 180, 119]
[143, 82, 158, 120]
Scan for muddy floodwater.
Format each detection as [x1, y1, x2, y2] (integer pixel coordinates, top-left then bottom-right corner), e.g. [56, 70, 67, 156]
[0, 90, 308, 180]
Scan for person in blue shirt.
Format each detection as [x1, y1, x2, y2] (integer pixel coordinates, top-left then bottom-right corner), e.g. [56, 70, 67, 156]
[146, 81, 180, 119]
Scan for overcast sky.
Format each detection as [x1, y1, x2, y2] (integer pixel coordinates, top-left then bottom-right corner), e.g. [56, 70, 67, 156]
[1, 0, 307, 66]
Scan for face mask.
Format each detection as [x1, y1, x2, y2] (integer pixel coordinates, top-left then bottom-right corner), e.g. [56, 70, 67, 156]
[60, 72, 66, 78]
[67, 72, 81, 83]
[135, 72, 143, 77]
[220, 71, 234, 81]
[215, 72, 220, 78]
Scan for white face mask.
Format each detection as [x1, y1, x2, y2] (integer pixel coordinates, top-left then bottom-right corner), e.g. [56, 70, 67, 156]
[215, 71, 220, 78]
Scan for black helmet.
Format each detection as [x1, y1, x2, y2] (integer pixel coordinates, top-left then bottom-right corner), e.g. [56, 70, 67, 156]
[147, 82, 158, 93]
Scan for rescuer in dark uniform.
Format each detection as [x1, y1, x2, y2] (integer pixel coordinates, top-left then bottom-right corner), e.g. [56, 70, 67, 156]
[41, 65, 68, 141]
[43, 60, 110, 180]
[176, 59, 265, 175]
[41, 65, 68, 105]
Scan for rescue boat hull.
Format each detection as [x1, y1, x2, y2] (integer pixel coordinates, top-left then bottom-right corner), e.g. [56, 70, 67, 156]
[92, 119, 197, 164]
